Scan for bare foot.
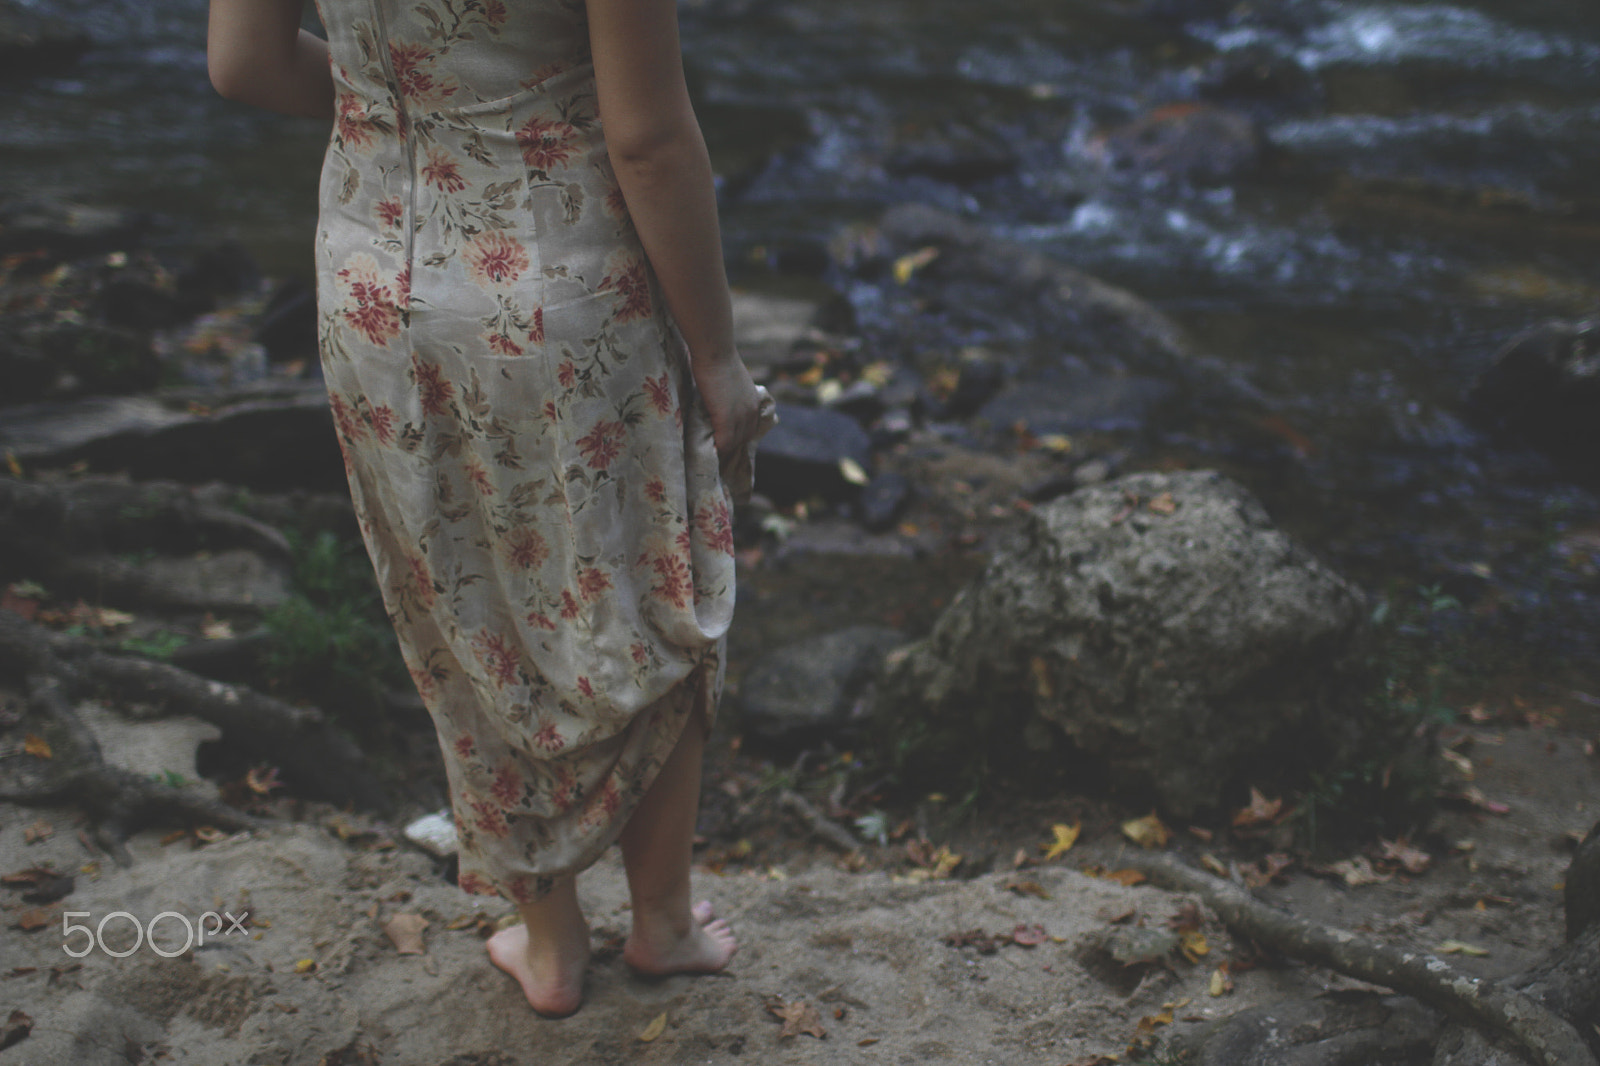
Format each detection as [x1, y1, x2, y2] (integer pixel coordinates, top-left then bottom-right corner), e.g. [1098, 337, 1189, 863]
[623, 899, 737, 977]
[486, 919, 590, 1017]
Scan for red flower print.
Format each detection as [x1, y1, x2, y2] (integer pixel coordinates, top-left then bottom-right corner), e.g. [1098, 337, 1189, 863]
[509, 875, 549, 904]
[412, 355, 455, 417]
[408, 553, 437, 607]
[551, 765, 576, 811]
[409, 663, 437, 701]
[329, 392, 364, 442]
[389, 42, 458, 106]
[395, 265, 411, 304]
[422, 147, 467, 193]
[559, 588, 581, 620]
[516, 116, 579, 172]
[644, 477, 666, 503]
[470, 798, 509, 838]
[335, 254, 402, 346]
[695, 499, 734, 555]
[505, 527, 550, 570]
[457, 870, 492, 895]
[597, 257, 652, 323]
[481, 0, 508, 26]
[630, 641, 649, 665]
[542, 400, 558, 423]
[485, 332, 522, 356]
[643, 372, 674, 416]
[472, 628, 520, 688]
[603, 183, 628, 217]
[464, 230, 530, 289]
[577, 675, 594, 698]
[528, 306, 544, 345]
[526, 610, 556, 631]
[556, 359, 576, 389]
[375, 197, 403, 228]
[676, 527, 693, 554]
[369, 403, 396, 445]
[577, 566, 612, 601]
[518, 62, 570, 91]
[532, 721, 564, 752]
[490, 762, 522, 805]
[575, 418, 625, 471]
[336, 93, 375, 152]
[453, 733, 476, 760]
[646, 551, 693, 609]
[599, 778, 621, 817]
[465, 457, 495, 496]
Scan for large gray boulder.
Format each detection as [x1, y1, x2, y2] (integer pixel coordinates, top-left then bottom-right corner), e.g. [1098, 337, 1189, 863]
[870, 469, 1371, 816]
[738, 625, 907, 749]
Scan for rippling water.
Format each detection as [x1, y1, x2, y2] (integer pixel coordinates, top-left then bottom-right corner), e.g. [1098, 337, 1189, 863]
[3, 0, 1598, 672]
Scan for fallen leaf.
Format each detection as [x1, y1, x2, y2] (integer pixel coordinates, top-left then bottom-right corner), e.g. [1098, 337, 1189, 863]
[638, 1012, 668, 1043]
[1178, 930, 1209, 962]
[1240, 853, 1294, 889]
[1327, 857, 1392, 886]
[0, 1009, 31, 1052]
[1063, 1057, 1120, 1066]
[1378, 838, 1432, 875]
[1444, 787, 1511, 815]
[382, 913, 428, 955]
[1004, 879, 1052, 900]
[1209, 964, 1234, 996]
[246, 766, 283, 795]
[942, 928, 998, 954]
[1096, 904, 1136, 924]
[892, 245, 940, 284]
[1122, 813, 1171, 849]
[1104, 868, 1147, 887]
[193, 826, 227, 844]
[857, 1037, 881, 1047]
[1441, 749, 1474, 779]
[294, 958, 316, 974]
[1187, 825, 1214, 842]
[1041, 822, 1081, 860]
[1231, 787, 1284, 828]
[22, 735, 51, 760]
[768, 998, 827, 1039]
[1127, 1008, 1174, 1055]
[838, 457, 869, 485]
[22, 821, 53, 844]
[14, 908, 52, 932]
[1199, 853, 1229, 877]
[1146, 492, 1177, 515]
[1437, 940, 1489, 957]
[201, 616, 234, 640]
[1166, 902, 1203, 933]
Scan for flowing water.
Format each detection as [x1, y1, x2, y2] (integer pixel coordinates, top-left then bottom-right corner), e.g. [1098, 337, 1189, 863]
[2, 0, 1597, 688]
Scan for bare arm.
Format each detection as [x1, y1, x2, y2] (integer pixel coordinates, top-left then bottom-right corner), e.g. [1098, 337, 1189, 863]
[207, 0, 334, 120]
[586, 0, 759, 462]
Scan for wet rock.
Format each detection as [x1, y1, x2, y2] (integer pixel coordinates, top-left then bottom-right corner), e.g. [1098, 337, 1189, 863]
[732, 291, 824, 370]
[1465, 318, 1600, 488]
[1197, 44, 1320, 113]
[1088, 103, 1261, 184]
[936, 354, 1007, 420]
[174, 240, 262, 317]
[858, 471, 911, 532]
[974, 364, 1177, 439]
[0, 320, 162, 401]
[0, 384, 346, 492]
[0, 198, 141, 258]
[738, 626, 907, 748]
[0, 0, 90, 78]
[886, 120, 1019, 185]
[1566, 821, 1600, 941]
[754, 403, 873, 505]
[870, 469, 1371, 816]
[1170, 992, 1442, 1066]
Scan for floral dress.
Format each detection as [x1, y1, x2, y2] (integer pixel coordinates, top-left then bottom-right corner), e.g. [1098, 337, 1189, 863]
[310, 0, 738, 904]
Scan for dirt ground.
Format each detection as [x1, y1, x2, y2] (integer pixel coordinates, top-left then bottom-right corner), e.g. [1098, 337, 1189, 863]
[1, 704, 1595, 1065]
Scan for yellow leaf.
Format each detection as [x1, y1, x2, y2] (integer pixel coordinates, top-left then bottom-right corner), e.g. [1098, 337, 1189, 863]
[1179, 930, 1209, 962]
[1103, 868, 1147, 887]
[4, 450, 21, 478]
[1437, 940, 1489, 957]
[294, 958, 316, 974]
[1200, 853, 1228, 877]
[638, 1011, 668, 1043]
[892, 246, 940, 284]
[1042, 822, 1081, 860]
[1208, 967, 1233, 996]
[23, 734, 52, 759]
[1121, 813, 1171, 849]
[838, 457, 869, 485]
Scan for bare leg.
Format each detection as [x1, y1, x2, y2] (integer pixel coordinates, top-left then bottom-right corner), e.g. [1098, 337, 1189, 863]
[619, 718, 737, 975]
[486, 876, 590, 1016]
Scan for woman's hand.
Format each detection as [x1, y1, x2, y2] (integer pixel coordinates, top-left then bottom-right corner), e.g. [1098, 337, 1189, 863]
[692, 351, 762, 468]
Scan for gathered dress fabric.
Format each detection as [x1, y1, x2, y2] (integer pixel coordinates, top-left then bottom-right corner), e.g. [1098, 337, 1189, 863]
[310, 0, 738, 904]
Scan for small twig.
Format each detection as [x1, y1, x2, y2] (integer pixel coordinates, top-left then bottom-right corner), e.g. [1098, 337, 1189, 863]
[1124, 852, 1597, 1066]
[778, 789, 861, 853]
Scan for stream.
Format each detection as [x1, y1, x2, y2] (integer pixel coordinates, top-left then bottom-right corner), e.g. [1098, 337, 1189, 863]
[2, 0, 1597, 698]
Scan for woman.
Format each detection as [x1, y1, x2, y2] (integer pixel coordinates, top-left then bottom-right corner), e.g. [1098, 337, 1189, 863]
[208, 0, 766, 1016]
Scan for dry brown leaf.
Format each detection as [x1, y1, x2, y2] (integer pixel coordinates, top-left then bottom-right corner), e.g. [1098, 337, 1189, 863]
[245, 766, 283, 796]
[1378, 838, 1432, 875]
[1166, 901, 1203, 933]
[1004, 879, 1052, 900]
[1009, 923, 1049, 947]
[638, 1012, 668, 1043]
[1147, 492, 1177, 515]
[1327, 856, 1392, 886]
[1231, 787, 1284, 828]
[1104, 868, 1147, 887]
[1, 1009, 32, 1052]
[1097, 904, 1136, 924]
[1241, 853, 1294, 889]
[22, 735, 50, 760]
[14, 908, 52, 932]
[1199, 853, 1229, 877]
[382, 913, 428, 955]
[768, 998, 827, 1040]
[22, 821, 53, 844]
[1121, 813, 1171, 849]
[1063, 1057, 1120, 1066]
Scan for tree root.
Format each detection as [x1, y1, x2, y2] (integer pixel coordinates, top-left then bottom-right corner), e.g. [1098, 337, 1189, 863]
[0, 608, 386, 853]
[778, 789, 862, 853]
[1123, 852, 1598, 1066]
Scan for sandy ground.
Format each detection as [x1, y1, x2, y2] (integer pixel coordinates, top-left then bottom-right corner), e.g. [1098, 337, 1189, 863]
[0, 720, 1594, 1066]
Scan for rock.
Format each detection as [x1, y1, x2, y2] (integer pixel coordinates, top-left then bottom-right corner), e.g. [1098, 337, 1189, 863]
[1, 383, 347, 492]
[254, 278, 318, 362]
[402, 810, 459, 859]
[974, 365, 1177, 439]
[1170, 992, 1442, 1066]
[0, 198, 141, 258]
[76, 705, 224, 802]
[870, 470, 1372, 816]
[1087, 103, 1262, 184]
[738, 626, 907, 748]
[754, 403, 873, 505]
[731, 291, 824, 370]
[1197, 44, 1320, 112]
[858, 471, 911, 532]
[0, 0, 90, 78]
[1465, 318, 1600, 488]
[937, 354, 1007, 419]
[91, 549, 292, 612]
[886, 120, 1019, 185]
[1565, 821, 1600, 941]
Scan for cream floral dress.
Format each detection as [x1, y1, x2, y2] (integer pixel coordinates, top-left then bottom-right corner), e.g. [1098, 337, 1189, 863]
[311, 0, 743, 904]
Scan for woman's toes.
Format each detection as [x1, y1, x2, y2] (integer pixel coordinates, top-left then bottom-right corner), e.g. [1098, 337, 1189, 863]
[692, 900, 715, 925]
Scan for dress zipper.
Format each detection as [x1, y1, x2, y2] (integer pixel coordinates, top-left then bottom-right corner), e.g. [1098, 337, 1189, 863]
[369, 0, 417, 275]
